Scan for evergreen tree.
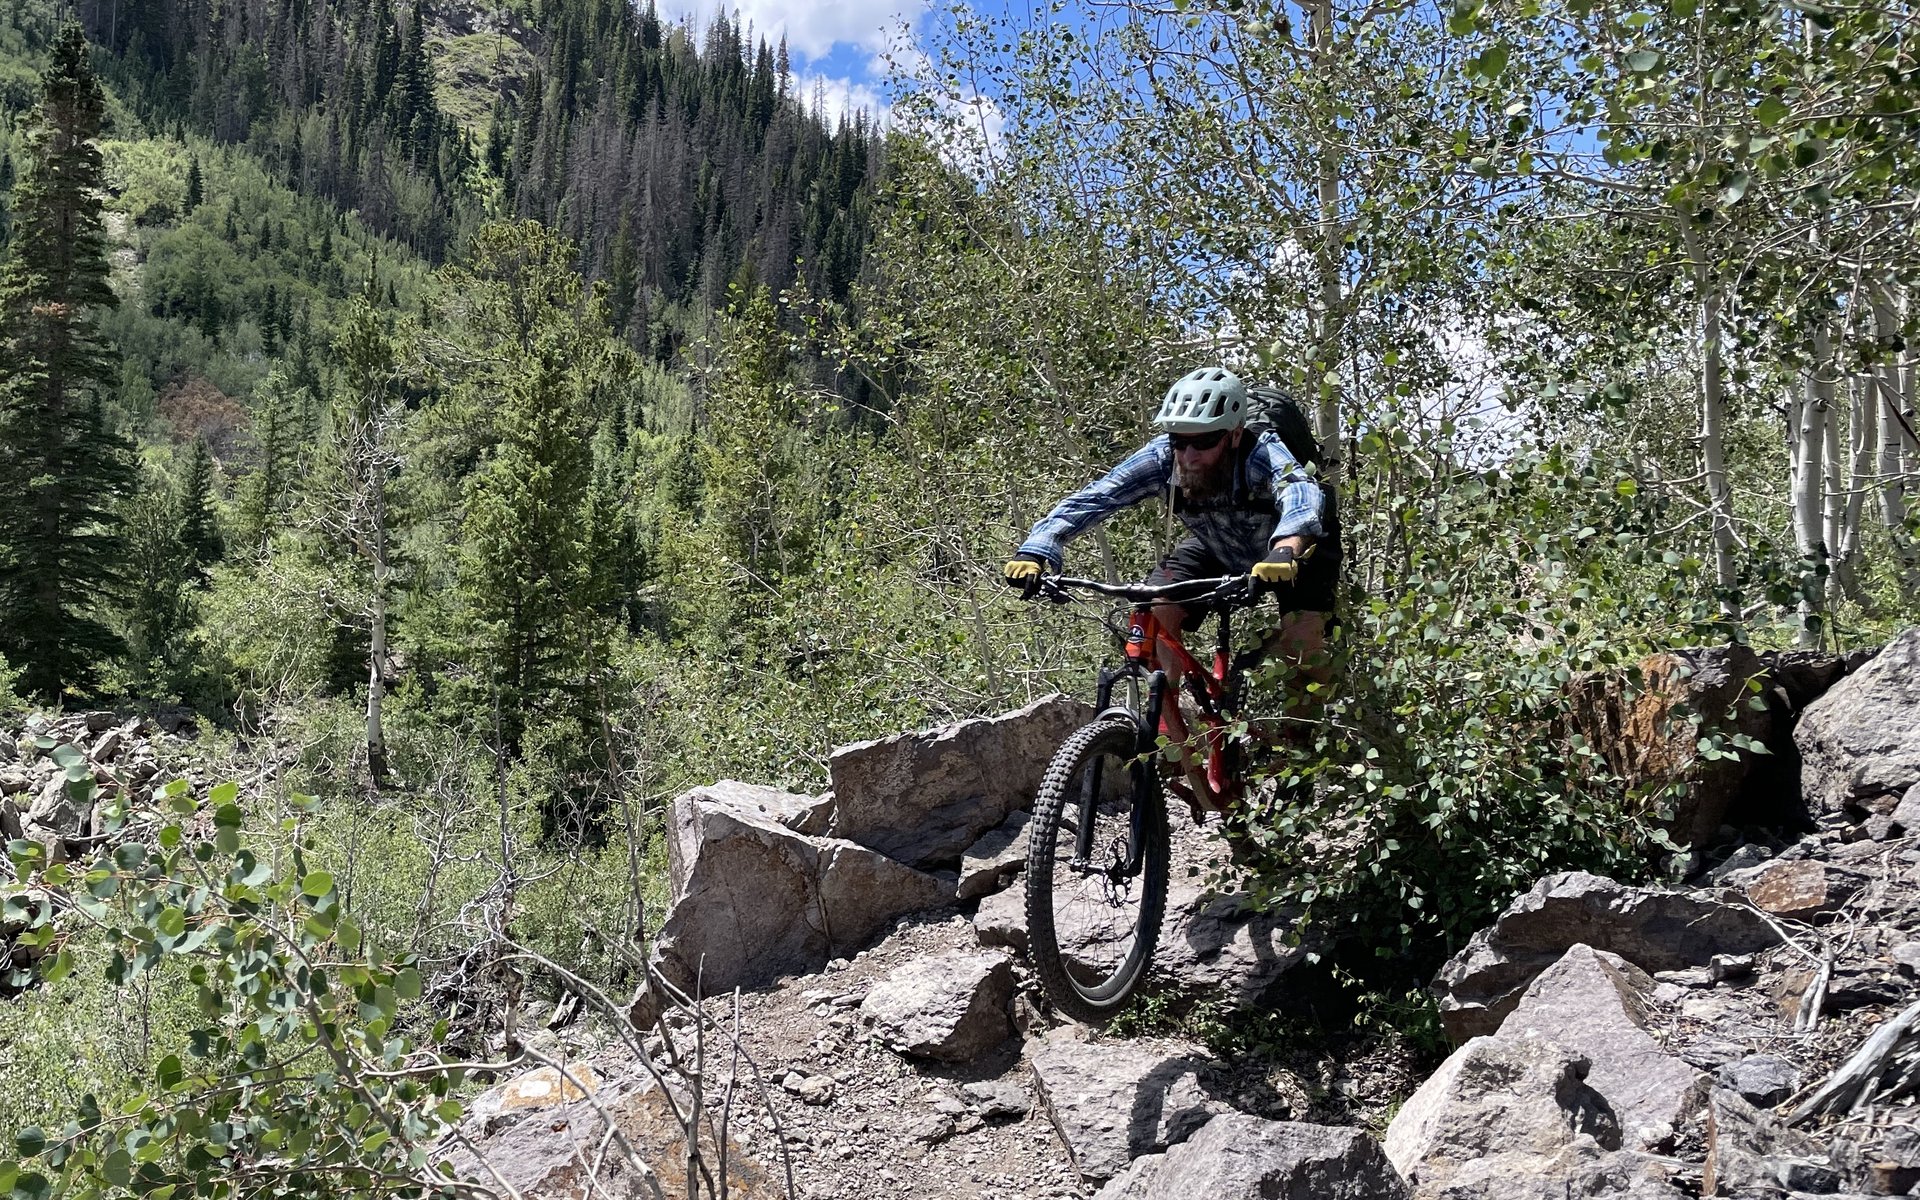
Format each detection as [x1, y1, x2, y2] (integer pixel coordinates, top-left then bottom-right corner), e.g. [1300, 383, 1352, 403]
[0, 25, 138, 698]
[183, 153, 203, 213]
[177, 438, 224, 582]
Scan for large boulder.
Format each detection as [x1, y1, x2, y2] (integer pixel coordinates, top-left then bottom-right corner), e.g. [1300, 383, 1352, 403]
[1434, 871, 1780, 1040]
[664, 782, 832, 892]
[1094, 1114, 1410, 1200]
[1496, 945, 1704, 1150]
[1795, 627, 1920, 815]
[1567, 645, 1869, 846]
[1383, 1033, 1620, 1196]
[861, 950, 1014, 1063]
[1029, 1034, 1230, 1186]
[639, 786, 948, 1019]
[826, 693, 1091, 867]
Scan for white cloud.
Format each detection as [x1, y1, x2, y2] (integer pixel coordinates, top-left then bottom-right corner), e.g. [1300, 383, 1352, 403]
[794, 72, 890, 126]
[656, 0, 915, 59]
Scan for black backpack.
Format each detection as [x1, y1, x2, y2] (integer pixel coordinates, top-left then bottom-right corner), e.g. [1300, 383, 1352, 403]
[1244, 385, 1324, 473]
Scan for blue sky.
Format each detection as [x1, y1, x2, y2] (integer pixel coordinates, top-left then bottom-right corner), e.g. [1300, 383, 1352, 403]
[652, 0, 942, 123]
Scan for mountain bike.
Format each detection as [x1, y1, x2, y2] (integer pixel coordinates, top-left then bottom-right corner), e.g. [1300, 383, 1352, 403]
[1022, 573, 1260, 1022]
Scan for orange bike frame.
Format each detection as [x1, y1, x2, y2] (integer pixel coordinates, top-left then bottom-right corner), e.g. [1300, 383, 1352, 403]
[1123, 606, 1237, 803]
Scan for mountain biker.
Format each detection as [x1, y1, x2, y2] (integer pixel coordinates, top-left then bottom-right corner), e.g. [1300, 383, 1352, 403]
[1001, 366, 1336, 813]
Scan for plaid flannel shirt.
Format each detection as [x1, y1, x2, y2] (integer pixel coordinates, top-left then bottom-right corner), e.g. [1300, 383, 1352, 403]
[1017, 431, 1326, 572]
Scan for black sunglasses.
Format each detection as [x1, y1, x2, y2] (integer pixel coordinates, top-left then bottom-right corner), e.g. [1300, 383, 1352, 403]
[1169, 430, 1228, 452]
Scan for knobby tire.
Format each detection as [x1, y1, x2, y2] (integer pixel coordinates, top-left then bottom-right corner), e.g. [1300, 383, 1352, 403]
[1024, 717, 1170, 1023]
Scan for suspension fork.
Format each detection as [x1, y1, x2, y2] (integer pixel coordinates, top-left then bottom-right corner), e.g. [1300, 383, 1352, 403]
[1078, 665, 1164, 869]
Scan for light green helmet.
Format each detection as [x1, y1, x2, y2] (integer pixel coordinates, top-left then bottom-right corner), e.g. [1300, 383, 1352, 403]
[1153, 367, 1246, 434]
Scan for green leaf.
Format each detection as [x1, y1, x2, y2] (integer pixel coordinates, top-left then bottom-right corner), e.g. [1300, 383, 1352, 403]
[155, 907, 187, 939]
[1625, 50, 1660, 73]
[14, 1128, 45, 1158]
[1720, 168, 1750, 205]
[213, 802, 243, 829]
[301, 871, 335, 899]
[209, 781, 239, 807]
[395, 967, 423, 1001]
[1755, 95, 1788, 127]
[1470, 43, 1508, 79]
[214, 826, 240, 855]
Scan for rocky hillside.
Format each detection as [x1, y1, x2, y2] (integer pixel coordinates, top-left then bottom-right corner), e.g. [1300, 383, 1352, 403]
[431, 629, 1920, 1198]
[17, 630, 1901, 1197]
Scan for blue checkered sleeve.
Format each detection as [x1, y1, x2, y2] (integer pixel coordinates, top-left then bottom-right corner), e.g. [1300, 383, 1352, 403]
[1016, 439, 1174, 569]
[1252, 436, 1326, 541]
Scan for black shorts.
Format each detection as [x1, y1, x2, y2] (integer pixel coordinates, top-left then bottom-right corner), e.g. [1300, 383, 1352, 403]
[1144, 535, 1341, 631]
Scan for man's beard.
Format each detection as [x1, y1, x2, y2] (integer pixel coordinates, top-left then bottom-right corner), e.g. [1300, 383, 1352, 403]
[1174, 457, 1232, 499]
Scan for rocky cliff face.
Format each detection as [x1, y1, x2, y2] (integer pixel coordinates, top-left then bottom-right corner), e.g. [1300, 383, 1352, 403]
[435, 629, 1920, 1196]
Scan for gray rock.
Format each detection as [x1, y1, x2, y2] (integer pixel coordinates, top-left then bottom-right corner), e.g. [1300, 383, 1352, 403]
[440, 1070, 771, 1197]
[1496, 945, 1704, 1151]
[663, 782, 833, 891]
[1158, 885, 1310, 1008]
[1434, 871, 1781, 1040]
[962, 1080, 1030, 1120]
[81, 711, 116, 733]
[1703, 1087, 1828, 1197]
[1429, 1142, 1689, 1200]
[0, 767, 28, 795]
[1890, 941, 1920, 973]
[826, 693, 1091, 868]
[907, 1113, 955, 1144]
[861, 950, 1014, 1063]
[1382, 1033, 1620, 1194]
[0, 797, 19, 841]
[972, 883, 1027, 952]
[1795, 628, 1920, 814]
[0, 733, 16, 761]
[89, 728, 125, 764]
[1093, 1114, 1410, 1200]
[1029, 1034, 1229, 1186]
[956, 811, 1030, 900]
[1706, 842, 1775, 883]
[1717, 1055, 1798, 1109]
[639, 788, 949, 1015]
[1892, 782, 1920, 833]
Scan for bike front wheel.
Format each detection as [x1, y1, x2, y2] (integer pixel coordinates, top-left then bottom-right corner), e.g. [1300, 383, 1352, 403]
[1024, 717, 1170, 1022]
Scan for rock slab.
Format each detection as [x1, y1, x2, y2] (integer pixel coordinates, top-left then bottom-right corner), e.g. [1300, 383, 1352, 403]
[1029, 1035, 1230, 1186]
[1383, 1033, 1620, 1195]
[1795, 626, 1920, 814]
[1434, 871, 1781, 1040]
[641, 788, 948, 1015]
[861, 950, 1014, 1063]
[1093, 1114, 1410, 1199]
[827, 693, 1090, 867]
[1496, 944, 1703, 1151]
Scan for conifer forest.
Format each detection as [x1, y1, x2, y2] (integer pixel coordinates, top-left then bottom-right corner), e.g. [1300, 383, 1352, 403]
[0, 0, 1916, 1188]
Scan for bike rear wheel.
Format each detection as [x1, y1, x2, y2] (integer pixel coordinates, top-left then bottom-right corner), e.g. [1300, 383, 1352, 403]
[1024, 717, 1170, 1022]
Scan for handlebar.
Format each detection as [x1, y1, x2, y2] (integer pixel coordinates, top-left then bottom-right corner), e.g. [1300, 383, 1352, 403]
[1038, 574, 1255, 606]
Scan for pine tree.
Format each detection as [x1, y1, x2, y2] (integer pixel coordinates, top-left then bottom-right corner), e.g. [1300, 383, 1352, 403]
[183, 153, 203, 213]
[177, 438, 224, 582]
[0, 25, 138, 698]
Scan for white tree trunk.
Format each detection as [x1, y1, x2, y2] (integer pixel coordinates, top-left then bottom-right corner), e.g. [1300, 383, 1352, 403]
[1309, 0, 1344, 477]
[1840, 376, 1874, 580]
[1679, 219, 1740, 620]
[1793, 354, 1828, 645]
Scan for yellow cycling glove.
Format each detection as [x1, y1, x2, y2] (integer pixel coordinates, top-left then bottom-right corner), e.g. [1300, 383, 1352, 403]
[1252, 543, 1314, 585]
[1003, 554, 1046, 599]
